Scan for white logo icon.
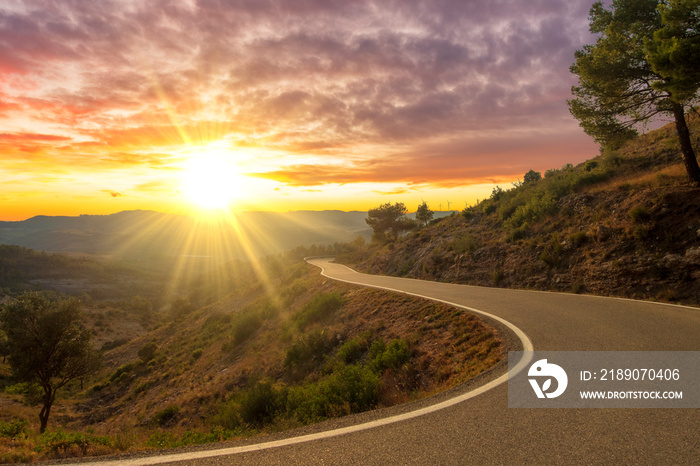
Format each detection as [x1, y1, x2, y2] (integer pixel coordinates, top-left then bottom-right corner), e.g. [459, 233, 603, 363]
[528, 359, 568, 399]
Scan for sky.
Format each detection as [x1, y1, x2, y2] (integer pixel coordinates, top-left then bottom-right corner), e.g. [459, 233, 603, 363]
[0, 0, 600, 220]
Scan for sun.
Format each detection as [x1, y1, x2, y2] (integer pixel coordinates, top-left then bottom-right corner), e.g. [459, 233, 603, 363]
[181, 152, 243, 210]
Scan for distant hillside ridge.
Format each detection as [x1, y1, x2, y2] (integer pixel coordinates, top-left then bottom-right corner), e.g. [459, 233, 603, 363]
[0, 210, 372, 262]
[340, 117, 700, 306]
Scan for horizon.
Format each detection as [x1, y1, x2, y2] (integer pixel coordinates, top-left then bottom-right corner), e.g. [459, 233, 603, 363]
[1, 1, 599, 221]
[1, 207, 464, 223]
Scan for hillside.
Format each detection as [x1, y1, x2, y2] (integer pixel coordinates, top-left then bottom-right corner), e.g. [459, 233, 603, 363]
[340, 117, 700, 307]
[0, 255, 505, 461]
[0, 210, 372, 264]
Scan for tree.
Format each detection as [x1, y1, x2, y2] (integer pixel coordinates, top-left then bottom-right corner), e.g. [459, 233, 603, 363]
[0, 329, 8, 363]
[365, 202, 415, 241]
[0, 293, 101, 433]
[523, 169, 542, 184]
[568, 0, 700, 184]
[415, 201, 434, 227]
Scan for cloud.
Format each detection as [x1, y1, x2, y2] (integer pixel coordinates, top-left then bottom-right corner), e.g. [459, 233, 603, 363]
[0, 0, 598, 190]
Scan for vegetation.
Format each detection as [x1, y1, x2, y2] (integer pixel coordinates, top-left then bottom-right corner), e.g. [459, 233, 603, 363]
[365, 202, 416, 242]
[416, 201, 435, 227]
[339, 115, 700, 306]
[0, 249, 503, 461]
[569, 0, 700, 183]
[0, 293, 101, 433]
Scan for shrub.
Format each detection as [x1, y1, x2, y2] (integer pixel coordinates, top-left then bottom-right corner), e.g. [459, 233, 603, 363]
[629, 205, 651, 223]
[371, 339, 410, 372]
[523, 169, 542, 183]
[481, 200, 496, 214]
[583, 160, 598, 172]
[453, 234, 479, 256]
[0, 419, 28, 438]
[39, 429, 112, 458]
[109, 362, 137, 382]
[146, 431, 178, 449]
[569, 231, 589, 247]
[294, 292, 344, 329]
[152, 405, 180, 426]
[336, 336, 367, 364]
[138, 341, 158, 363]
[491, 186, 504, 201]
[191, 348, 203, 360]
[284, 330, 336, 378]
[317, 364, 380, 414]
[239, 380, 284, 427]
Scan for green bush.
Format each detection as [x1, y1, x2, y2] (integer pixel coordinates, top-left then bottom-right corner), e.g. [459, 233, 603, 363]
[138, 341, 158, 363]
[39, 429, 112, 457]
[294, 292, 344, 329]
[0, 419, 28, 438]
[284, 330, 336, 378]
[239, 380, 284, 427]
[371, 339, 410, 372]
[336, 336, 368, 364]
[152, 405, 180, 426]
[453, 234, 479, 256]
[146, 431, 178, 449]
[109, 362, 137, 382]
[318, 364, 380, 413]
[3, 382, 44, 405]
[191, 348, 204, 360]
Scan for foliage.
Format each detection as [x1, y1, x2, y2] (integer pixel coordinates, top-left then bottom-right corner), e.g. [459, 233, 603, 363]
[239, 380, 284, 426]
[370, 338, 411, 372]
[294, 292, 344, 329]
[415, 201, 434, 227]
[284, 329, 336, 379]
[568, 0, 700, 182]
[366, 202, 416, 241]
[0, 293, 101, 433]
[629, 205, 652, 223]
[0, 419, 28, 439]
[38, 429, 112, 458]
[151, 405, 180, 426]
[645, 0, 700, 103]
[523, 169, 542, 184]
[138, 341, 158, 363]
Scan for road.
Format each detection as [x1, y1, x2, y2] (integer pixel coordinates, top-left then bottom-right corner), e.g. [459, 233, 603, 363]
[86, 258, 700, 465]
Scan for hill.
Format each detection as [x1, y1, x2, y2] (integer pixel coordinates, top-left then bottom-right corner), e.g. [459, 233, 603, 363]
[0, 256, 504, 461]
[339, 117, 700, 307]
[0, 210, 372, 264]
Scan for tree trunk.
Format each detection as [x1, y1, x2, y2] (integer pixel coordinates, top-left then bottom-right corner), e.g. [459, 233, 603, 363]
[672, 103, 700, 185]
[39, 387, 53, 434]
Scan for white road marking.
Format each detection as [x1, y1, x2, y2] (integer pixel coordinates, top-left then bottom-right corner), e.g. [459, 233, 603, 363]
[78, 259, 533, 466]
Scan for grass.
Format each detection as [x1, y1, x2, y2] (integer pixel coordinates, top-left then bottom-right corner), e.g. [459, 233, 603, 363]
[0, 258, 504, 462]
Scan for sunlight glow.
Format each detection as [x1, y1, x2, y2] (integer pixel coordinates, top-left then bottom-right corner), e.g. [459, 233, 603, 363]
[182, 152, 246, 210]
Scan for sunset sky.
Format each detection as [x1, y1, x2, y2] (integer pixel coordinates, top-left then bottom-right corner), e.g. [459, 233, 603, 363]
[0, 0, 601, 221]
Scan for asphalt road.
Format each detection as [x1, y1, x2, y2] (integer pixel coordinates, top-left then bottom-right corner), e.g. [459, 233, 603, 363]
[84, 258, 700, 466]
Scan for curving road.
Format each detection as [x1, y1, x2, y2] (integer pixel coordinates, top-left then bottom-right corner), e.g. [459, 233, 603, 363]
[86, 258, 700, 465]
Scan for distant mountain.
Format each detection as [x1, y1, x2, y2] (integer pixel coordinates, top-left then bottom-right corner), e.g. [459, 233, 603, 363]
[0, 210, 372, 262]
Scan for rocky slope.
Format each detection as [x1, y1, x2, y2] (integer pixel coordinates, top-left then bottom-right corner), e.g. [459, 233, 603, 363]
[340, 118, 700, 307]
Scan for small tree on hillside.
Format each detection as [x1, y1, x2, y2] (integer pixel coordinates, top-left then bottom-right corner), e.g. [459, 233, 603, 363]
[0, 293, 101, 433]
[568, 0, 700, 184]
[366, 202, 415, 241]
[523, 169, 542, 184]
[415, 201, 434, 227]
[0, 329, 8, 363]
